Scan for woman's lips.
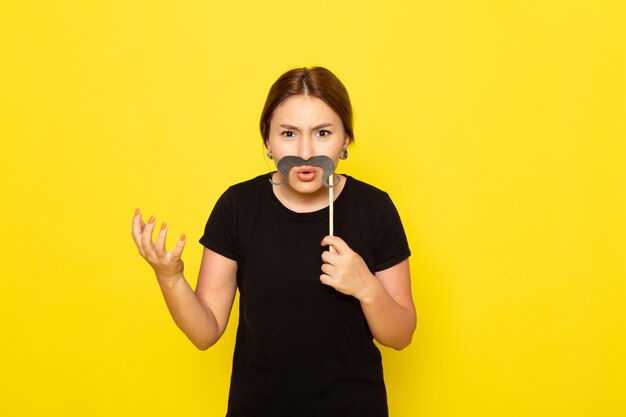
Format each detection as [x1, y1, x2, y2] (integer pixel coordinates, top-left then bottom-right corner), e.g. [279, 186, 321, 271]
[295, 166, 317, 182]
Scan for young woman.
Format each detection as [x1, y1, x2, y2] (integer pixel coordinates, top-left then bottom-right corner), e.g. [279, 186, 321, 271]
[131, 67, 416, 417]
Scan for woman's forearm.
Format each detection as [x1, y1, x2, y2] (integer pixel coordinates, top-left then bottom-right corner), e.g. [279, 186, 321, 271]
[156, 273, 220, 350]
[359, 277, 417, 350]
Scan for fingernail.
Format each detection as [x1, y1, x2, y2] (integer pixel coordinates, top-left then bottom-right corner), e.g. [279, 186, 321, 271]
[148, 216, 155, 224]
[134, 207, 140, 216]
[160, 222, 167, 230]
[180, 234, 186, 241]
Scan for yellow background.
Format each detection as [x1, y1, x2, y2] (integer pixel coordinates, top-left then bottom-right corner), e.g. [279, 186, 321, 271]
[1, 1, 624, 416]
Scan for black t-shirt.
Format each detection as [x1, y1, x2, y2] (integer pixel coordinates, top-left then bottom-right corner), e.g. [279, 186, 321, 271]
[200, 173, 411, 417]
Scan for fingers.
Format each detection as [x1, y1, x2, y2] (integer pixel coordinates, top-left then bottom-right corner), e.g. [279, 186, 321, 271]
[132, 208, 146, 257]
[321, 235, 349, 254]
[321, 249, 339, 265]
[321, 235, 351, 266]
[321, 261, 334, 276]
[154, 222, 168, 256]
[171, 234, 186, 261]
[133, 208, 186, 258]
[320, 253, 339, 289]
[154, 223, 186, 260]
[320, 273, 334, 288]
[141, 215, 157, 260]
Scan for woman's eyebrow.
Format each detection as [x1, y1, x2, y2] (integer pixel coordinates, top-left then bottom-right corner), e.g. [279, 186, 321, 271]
[279, 123, 334, 130]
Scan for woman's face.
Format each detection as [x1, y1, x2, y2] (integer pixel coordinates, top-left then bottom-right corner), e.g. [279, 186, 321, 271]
[266, 95, 350, 195]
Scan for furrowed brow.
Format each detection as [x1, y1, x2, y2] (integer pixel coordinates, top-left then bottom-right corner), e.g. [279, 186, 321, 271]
[279, 124, 300, 130]
[279, 123, 334, 130]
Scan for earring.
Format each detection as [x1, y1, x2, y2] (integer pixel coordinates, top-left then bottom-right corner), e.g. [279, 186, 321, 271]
[340, 148, 348, 160]
[267, 150, 273, 160]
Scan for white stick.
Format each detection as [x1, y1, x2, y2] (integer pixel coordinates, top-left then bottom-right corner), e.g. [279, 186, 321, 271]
[329, 185, 334, 253]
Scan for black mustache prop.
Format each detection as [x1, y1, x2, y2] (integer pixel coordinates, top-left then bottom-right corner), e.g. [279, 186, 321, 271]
[269, 155, 337, 187]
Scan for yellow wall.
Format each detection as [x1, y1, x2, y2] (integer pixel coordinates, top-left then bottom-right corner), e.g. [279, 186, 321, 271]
[1, 1, 624, 416]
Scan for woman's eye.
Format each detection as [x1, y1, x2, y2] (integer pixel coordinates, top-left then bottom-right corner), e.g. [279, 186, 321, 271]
[281, 131, 295, 138]
[317, 130, 331, 137]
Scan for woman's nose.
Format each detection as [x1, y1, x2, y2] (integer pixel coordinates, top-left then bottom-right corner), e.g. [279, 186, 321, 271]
[297, 137, 313, 160]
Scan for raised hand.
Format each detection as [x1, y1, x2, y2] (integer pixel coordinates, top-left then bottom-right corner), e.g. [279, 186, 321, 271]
[131, 208, 186, 285]
[320, 235, 375, 302]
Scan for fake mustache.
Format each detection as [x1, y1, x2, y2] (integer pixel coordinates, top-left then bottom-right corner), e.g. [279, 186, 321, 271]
[269, 155, 336, 188]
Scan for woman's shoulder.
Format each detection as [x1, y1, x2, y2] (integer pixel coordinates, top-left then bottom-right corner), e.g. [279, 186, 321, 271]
[211, 174, 271, 212]
[339, 176, 400, 218]
[343, 175, 391, 201]
[223, 173, 271, 195]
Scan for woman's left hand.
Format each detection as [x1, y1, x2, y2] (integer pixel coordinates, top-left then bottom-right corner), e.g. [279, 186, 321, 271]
[321, 236, 417, 350]
[320, 235, 375, 301]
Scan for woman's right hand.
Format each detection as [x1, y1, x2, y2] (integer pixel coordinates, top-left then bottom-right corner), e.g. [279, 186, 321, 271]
[131, 208, 186, 286]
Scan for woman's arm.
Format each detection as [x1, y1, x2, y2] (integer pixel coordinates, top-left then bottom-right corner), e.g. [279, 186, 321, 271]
[361, 259, 416, 350]
[132, 210, 237, 350]
[157, 248, 237, 350]
[320, 236, 416, 350]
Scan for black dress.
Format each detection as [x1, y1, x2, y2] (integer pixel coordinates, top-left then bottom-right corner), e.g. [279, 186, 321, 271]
[200, 174, 411, 417]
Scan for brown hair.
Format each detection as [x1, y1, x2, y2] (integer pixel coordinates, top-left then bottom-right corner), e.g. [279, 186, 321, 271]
[260, 67, 354, 145]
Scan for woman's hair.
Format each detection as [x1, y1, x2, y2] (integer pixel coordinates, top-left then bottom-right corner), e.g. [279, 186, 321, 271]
[260, 67, 354, 145]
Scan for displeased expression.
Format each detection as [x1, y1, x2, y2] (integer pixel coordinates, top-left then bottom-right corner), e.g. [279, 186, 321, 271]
[266, 95, 350, 194]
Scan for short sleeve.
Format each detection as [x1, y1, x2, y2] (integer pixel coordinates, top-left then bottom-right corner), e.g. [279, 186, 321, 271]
[199, 188, 239, 261]
[373, 195, 411, 272]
